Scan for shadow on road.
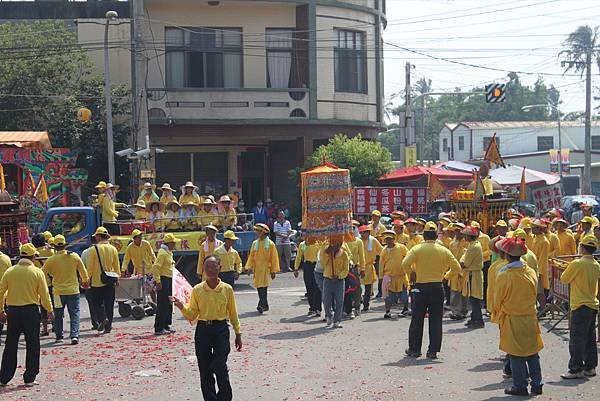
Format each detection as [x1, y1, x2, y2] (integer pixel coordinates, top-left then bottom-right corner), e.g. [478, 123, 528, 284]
[470, 381, 509, 391]
[382, 357, 442, 367]
[468, 361, 505, 372]
[259, 326, 328, 340]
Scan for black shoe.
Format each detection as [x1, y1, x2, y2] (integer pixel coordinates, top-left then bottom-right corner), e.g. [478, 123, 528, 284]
[383, 312, 392, 319]
[375, 293, 382, 298]
[362, 305, 369, 311]
[426, 351, 438, 359]
[91, 324, 98, 330]
[504, 387, 529, 396]
[40, 330, 49, 337]
[405, 349, 421, 358]
[469, 321, 485, 329]
[530, 385, 543, 395]
[263, 306, 269, 312]
[257, 306, 264, 314]
[464, 319, 472, 326]
[96, 321, 105, 332]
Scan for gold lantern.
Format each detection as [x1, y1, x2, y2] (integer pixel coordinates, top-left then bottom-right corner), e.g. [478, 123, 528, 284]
[77, 107, 92, 122]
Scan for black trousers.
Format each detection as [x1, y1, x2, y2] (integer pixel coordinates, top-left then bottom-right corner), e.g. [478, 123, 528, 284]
[155, 277, 173, 332]
[568, 306, 598, 373]
[85, 289, 98, 327]
[482, 260, 491, 307]
[443, 280, 451, 305]
[408, 282, 444, 353]
[302, 262, 321, 312]
[219, 271, 236, 288]
[90, 285, 115, 328]
[363, 284, 372, 308]
[195, 321, 232, 401]
[257, 287, 269, 310]
[0, 305, 41, 384]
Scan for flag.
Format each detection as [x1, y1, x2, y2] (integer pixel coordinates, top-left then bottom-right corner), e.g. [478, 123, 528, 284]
[0, 163, 5, 191]
[428, 172, 445, 201]
[172, 269, 195, 324]
[519, 167, 526, 201]
[484, 133, 505, 168]
[23, 170, 36, 197]
[34, 174, 49, 203]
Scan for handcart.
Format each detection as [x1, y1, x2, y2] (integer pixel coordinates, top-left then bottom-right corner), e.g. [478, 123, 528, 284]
[116, 263, 157, 320]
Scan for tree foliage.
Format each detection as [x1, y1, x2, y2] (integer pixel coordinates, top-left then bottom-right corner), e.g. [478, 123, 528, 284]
[0, 21, 130, 198]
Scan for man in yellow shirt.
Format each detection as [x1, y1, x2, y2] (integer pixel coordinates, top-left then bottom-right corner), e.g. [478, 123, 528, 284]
[0, 243, 11, 346]
[320, 239, 350, 328]
[560, 234, 600, 379]
[293, 231, 321, 317]
[461, 225, 485, 329]
[0, 243, 53, 387]
[344, 226, 365, 318]
[380, 230, 409, 319]
[32, 233, 54, 337]
[448, 223, 468, 320]
[494, 237, 543, 396]
[42, 235, 89, 345]
[214, 231, 242, 287]
[359, 225, 383, 310]
[197, 225, 224, 281]
[173, 255, 242, 401]
[85, 227, 121, 334]
[198, 198, 218, 227]
[393, 220, 410, 246]
[152, 233, 180, 335]
[218, 195, 238, 230]
[245, 224, 280, 314]
[369, 210, 386, 240]
[554, 218, 577, 257]
[471, 221, 491, 309]
[402, 221, 461, 359]
[531, 219, 551, 309]
[121, 229, 156, 276]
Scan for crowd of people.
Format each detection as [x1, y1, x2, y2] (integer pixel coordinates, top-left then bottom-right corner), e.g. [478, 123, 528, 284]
[0, 197, 599, 400]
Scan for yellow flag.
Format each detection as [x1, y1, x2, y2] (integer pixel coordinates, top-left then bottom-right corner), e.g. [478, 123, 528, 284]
[23, 170, 36, 197]
[428, 172, 445, 201]
[34, 174, 49, 203]
[519, 167, 526, 201]
[484, 133, 505, 168]
[0, 163, 5, 191]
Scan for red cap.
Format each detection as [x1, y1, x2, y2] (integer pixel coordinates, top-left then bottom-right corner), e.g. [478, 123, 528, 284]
[392, 219, 404, 226]
[358, 225, 371, 233]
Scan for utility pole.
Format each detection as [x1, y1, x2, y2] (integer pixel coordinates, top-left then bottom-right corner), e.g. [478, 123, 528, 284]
[420, 96, 425, 165]
[399, 62, 414, 167]
[583, 49, 592, 194]
[104, 11, 118, 184]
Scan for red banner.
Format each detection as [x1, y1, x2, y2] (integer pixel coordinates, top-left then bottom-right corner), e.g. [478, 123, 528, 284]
[353, 187, 429, 215]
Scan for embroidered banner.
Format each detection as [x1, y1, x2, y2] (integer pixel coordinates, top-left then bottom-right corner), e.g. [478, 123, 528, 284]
[352, 187, 429, 215]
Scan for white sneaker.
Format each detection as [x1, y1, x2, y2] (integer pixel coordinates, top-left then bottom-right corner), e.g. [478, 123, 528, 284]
[583, 368, 596, 377]
[348, 311, 355, 319]
[333, 322, 343, 329]
[561, 371, 585, 379]
[24, 381, 39, 387]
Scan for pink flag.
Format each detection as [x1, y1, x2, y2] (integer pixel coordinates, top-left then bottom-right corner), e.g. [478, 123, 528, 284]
[172, 269, 193, 304]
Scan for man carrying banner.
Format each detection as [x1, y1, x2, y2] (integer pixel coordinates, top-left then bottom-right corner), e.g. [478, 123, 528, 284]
[173, 255, 242, 401]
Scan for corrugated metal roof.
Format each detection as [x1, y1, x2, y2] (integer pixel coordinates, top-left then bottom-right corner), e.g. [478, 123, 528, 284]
[460, 121, 600, 129]
[0, 131, 51, 149]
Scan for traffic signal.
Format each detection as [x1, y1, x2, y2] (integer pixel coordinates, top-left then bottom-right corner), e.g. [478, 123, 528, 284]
[485, 84, 506, 103]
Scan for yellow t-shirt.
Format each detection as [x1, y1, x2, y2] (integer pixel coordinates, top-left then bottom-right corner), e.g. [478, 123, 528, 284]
[214, 245, 242, 274]
[560, 256, 600, 311]
[179, 193, 201, 205]
[531, 234, 550, 289]
[43, 251, 89, 296]
[294, 242, 319, 270]
[85, 242, 121, 288]
[152, 247, 174, 283]
[345, 237, 366, 272]
[181, 280, 241, 334]
[0, 259, 53, 311]
[556, 231, 577, 257]
[197, 239, 224, 277]
[379, 244, 409, 292]
[245, 238, 280, 288]
[122, 240, 157, 274]
[319, 248, 350, 280]
[402, 241, 461, 283]
[0, 252, 12, 282]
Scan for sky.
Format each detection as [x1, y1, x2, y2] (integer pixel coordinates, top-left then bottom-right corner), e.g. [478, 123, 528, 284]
[383, 0, 600, 116]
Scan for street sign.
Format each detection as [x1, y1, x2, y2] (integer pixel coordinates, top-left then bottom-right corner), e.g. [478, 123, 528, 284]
[485, 83, 506, 103]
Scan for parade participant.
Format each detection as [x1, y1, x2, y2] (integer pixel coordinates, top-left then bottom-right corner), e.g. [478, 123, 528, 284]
[494, 237, 544, 396]
[581, 203, 599, 227]
[137, 182, 159, 204]
[197, 225, 223, 280]
[440, 222, 453, 249]
[152, 233, 179, 335]
[198, 198, 218, 227]
[320, 238, 350, 328]
[159, 183, 177, 205]
[543, 219, 560, 259]
[179, 181, 201, 205]
[42, 235, 89, 345]
[486, 236, 507, 323]
[560, 234, 600, 379]
[359, 225, 383, 311]
[471, 221, 491, 308]
[273, 210, 292, 272]
[121, 229, 156, 276]
[133, 200, 148, 220]
[494, 220, 509, 237]
[393, 220, 410, 246]
[245, 224, 279, 313]
[0, 243, 53, 387]
[512, 229, 539, 274]
[554, 218, 577, 257]
[146, 201, 165, 228]
[182, 201, 200, 230]
[86, 227, 120, 334]
[214, 231, 242, 287]
[100, 183, 126, 223]
[576, 216, 594, 241]
[519, 218, 535, 249]
[31, 233, 54, 337]
[380, 230, 409, 319]
[461, 225, 485, 329]
[93, 181, 107, 208]
[0, 240, 10, 346]
[402, 222, 460, 359]
[293, 231, 321, 317]
[369, 210, 386, 240]
[218, 195, 238, 230]
[172, 256, 242, 401]
[448, 223, 468, 320]
[405, 218, 424, 249]
[345, 224, 365, 318]
[251, 200, 268, 225]
[507, 218, 519, 233]
[531, 219, 550, 309]
[164, 200, 184, 231]
[80, 237, 99, 330]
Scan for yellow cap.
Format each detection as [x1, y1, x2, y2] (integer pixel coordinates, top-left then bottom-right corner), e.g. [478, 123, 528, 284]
[42, 231, 52, 241]
[223, 230, 239, 241]
[580, 234, 598, 248]
[93, 226, 110, 237]
[470, 221, 481, 229]
[381, 230, 396, 239]
[371, 210, 381, 217]
[452, 222, 465, 230]
[512, 228, 528, 240]
[53, 235, 66, 247]
[440, 217, 452, 225]
[163, 233, 180, 244]
[424, 221, 438, 232]
[495, 220, 508, 227]
[131, 229, 143, 238]
[48, 237, 55, 246]
[95, 181, 107, 189]
[580, 216, 594, 224]
[20, 243, 37, 257]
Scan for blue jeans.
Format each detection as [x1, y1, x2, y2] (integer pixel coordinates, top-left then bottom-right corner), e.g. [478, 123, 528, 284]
[323, 278, 344, 323]
[510, 353, 542, 389]
[54, 294, 81, 339]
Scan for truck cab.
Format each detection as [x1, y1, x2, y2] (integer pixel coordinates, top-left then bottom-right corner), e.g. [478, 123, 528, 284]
[39, 207, 99, 255]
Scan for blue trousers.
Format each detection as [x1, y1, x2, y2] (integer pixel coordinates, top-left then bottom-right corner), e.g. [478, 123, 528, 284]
[323, 278, 344, 323]
[510, 353, 542, 389]
[54, 294, 81, 340]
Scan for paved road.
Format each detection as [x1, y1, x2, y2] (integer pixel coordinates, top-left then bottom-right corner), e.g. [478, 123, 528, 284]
[0, 272, 598, 401]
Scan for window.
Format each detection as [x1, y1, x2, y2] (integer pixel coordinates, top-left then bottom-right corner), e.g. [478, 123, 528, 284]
[165, 27, 242, 88]
[48, 213, 87, 237]
[483, 136, 499, 151]
[592, 136, 600, 150]
[458, 136, 464, 151]
[537, 136, 554, 151]
[266, 29, 293, 88]
[334, 29, 366, 93]
[442, 138, 448, 152]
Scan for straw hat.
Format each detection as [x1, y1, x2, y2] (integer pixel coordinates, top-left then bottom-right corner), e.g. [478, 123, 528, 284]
[254, 223, 270, 234]
[532, 219, 547, 228]
[392, 219, 404, 226]
[142, 182, 155, 190]
[381, 230, 396, 240]
[95, 181, 107, 190]
[405, 218, 417, 224]
[183, 181, 199, 190]
[146, 200, 165, 212]
[371, 210, 381, 217]
[223, 230, 239, 241]
[160, 183, 175, 192]
[358, 225, 372, 233]
[512, 228, 528, 240]
[202, 198, 215, 206]
[461, 226, 479, 237]
[495, 220, 508, 228]
[219, 195, 232, 203]
[580, 216, 594, 224]
[133, 200, 146, 209]
[167, 199, 181, 209]
[131, 229, 143, 238]
[183, 201, 200, 210]
[470, 221, 481, 229]
[204, 224, 218, 232]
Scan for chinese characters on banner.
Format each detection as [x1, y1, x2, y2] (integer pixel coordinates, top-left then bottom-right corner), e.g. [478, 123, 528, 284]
[353, 187, 429, 215]
[532, 184, 562, 211]
[549, 149, 570, 174]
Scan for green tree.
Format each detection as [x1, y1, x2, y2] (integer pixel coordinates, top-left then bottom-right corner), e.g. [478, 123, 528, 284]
[0, 21, 131, 198]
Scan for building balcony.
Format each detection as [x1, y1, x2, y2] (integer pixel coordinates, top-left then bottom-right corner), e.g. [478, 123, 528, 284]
[146, 88, 309, 123]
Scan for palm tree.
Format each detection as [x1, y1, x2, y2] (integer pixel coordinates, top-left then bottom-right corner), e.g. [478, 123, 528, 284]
[559, 25, 599, 194]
